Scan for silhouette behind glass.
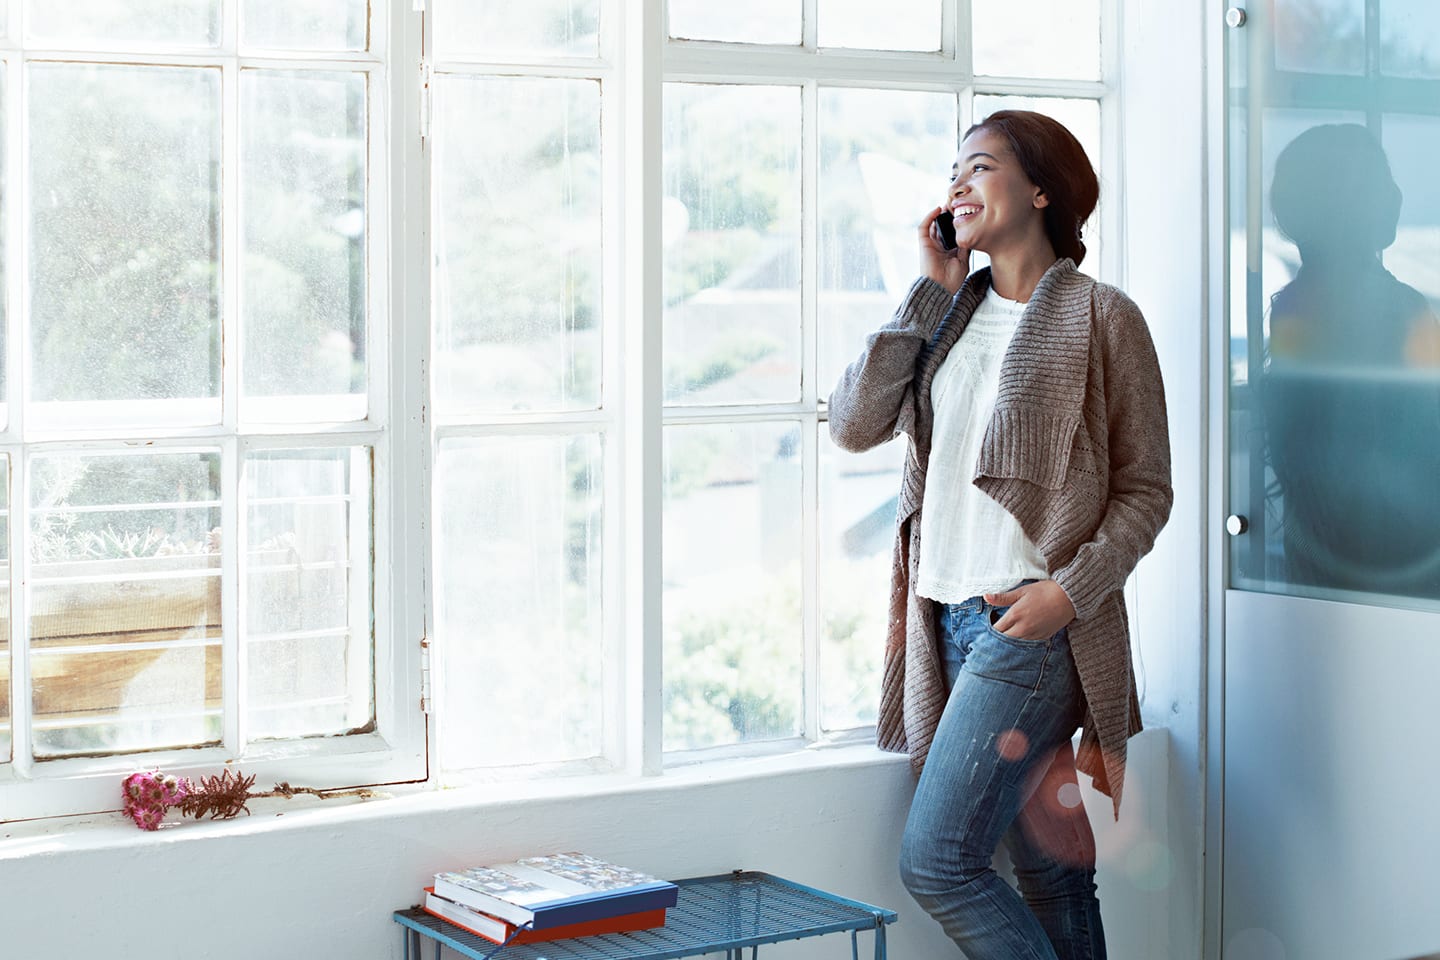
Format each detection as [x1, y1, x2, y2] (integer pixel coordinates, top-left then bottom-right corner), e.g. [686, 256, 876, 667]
[1263, 123, 1440, 600]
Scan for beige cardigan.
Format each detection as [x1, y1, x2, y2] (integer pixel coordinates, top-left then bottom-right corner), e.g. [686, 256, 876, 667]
[829, 259, 1172, 817]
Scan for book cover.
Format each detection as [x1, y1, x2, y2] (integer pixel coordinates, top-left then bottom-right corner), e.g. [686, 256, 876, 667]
[432, 852, 679, 930]
[422, 889, 666, 944]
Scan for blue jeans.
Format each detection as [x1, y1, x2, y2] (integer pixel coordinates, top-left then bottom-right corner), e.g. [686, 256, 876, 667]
[898, 595, 1106, 959]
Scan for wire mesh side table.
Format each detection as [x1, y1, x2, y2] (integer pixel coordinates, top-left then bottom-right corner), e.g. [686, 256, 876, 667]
[394, 870, 898, 960]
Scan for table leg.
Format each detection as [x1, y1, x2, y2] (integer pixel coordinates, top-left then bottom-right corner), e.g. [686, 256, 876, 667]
[873, 921, 888, 960]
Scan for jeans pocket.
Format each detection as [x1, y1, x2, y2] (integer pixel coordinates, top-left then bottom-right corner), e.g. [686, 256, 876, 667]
[986, 606, 1051, 646]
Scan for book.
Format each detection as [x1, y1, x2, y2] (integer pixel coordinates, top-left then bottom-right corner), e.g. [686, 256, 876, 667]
[422, 888, 666, 944]
[432, 852, 679, 930]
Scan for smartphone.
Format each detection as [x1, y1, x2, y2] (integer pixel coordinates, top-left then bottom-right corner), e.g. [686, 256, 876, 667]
[934, 210, 958, 251]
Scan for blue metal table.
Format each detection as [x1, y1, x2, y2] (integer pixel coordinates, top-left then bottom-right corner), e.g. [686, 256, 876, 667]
[394, 870, 897, 960]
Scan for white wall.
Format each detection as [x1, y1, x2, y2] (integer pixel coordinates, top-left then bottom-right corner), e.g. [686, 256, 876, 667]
[1, 736, 1171, 960]
[1116, 1, 1210, 958]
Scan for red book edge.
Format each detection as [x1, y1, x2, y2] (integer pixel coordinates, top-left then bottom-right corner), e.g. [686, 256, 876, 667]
[422, 888, 666, 945]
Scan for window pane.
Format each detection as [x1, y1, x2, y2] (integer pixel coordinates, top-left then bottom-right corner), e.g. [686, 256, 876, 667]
[664, 84, 801, 405]
[29, 65, 220, 426]
[819, 88, 957, 400]
[667, 0, 800, 44]
[972, 96, 1103, 271]
[663, 422, 802, 751]
[435, 435, 603, 769]
[972, 0, 1100, 81]
[819, 432, 902, 731]
[0, 64, 7, 427]
[26, 0, 219, 47]
[0, 458, 9, 763]
[29, 452, 221, 759]
[818, 0, 942, 51]
[245, 448, 372, 740]
[1273, 0, 1365, 75]
[434, 0, 600, 59]
[1382, 0, 1440, 78]
[433, 77, 602, 415]
[243, 71, 368, 423]
[244, 0, 367, 51]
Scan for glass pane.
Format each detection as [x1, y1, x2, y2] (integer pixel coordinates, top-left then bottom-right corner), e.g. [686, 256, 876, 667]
[29, 452, 221, 758]
[244, 0, 367, 51]
[667, 0, 800, 44]
[242, 71, 368, 423]
[435, 435, 603, 769]
[433, 77, 602, 415]
[664, 84, 801, 405]
[26, 0, 218, 47]
[1382, 0, 1440, 78]
[435, 0, 600, 59]
[972, 0, 1100, 81]
[0, 458, 9, 763]
[1272, 0, 1365, 75]
[29, 65, 220, 427]
[819, 432, 901, 732]
[663, 422, 802, 751]
[1230, 100, 1440, 605]
[972, 96, 1103, 272]
[818, 88, 957, 400]
[245, 448, 372, 740]
[818, 0, 942, 51]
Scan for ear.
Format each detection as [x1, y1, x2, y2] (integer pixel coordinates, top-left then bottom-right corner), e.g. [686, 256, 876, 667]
[1032, 189, 1050, 210]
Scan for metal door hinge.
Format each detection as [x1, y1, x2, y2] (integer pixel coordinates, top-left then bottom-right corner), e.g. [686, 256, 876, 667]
[420, 636, 433, 714]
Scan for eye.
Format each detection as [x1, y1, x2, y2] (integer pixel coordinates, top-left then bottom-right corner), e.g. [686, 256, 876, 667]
[972, 163, 990, 173]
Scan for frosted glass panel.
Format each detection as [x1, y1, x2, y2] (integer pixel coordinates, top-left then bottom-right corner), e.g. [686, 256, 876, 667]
[818, 0, 942, 51]
[433, 76, 602, 415]
[29, 64, 220, 423]
[972, 0, 1100, 81]
[245, 448, 373, 741]
[1381, 0, 1440, 78]
[28, 452, 222, 758]
[818, 88, 957, 400]
[663, 422, 802, 751]
[435, 435, 603, 769]
[26, 0, 218, 46]
[819, 432, 903, 731]
[664, 83, 801, 405]
[668, 0, 800, 45]
[242, 71, 368, 422]
[1272, 0, 1365, 75]
[243, 0, 367, 51]
[435, 0, 600, 58]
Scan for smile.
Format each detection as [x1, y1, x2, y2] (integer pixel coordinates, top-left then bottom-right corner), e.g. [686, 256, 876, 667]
[952, 204, 982, 219]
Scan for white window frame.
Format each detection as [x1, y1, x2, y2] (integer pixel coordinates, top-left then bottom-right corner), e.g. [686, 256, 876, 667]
[1, 0, 1120, 821]
[0, 0, 428, 823]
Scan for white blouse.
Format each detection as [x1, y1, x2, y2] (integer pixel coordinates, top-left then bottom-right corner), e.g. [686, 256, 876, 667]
[916, 287, 1049, 603]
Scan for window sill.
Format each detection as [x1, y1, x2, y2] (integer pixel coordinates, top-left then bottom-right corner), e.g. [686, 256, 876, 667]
[0, 741, 907, 860]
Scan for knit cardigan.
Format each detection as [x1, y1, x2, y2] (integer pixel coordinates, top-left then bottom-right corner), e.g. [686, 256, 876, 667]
[829, 259, 1173, 817]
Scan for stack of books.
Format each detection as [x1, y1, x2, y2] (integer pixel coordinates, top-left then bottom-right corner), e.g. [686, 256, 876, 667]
[423, 852, 680, 946]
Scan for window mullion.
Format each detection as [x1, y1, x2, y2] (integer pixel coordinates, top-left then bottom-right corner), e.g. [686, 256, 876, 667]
[224, 437, 243, 752]
[801, 80, 821, 741]
[803, 0, 818, 50]
[621, 0, 665, 778]
[9, 448, 33, 776]
[954, 0, 973, 79]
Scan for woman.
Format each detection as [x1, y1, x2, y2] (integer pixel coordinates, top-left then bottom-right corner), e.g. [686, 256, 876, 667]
[829, 110, 1172, 959]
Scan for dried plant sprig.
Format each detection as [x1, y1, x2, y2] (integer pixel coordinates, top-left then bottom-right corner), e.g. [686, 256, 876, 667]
[177, 769, 258, 821]
[120, 767, 376, 830]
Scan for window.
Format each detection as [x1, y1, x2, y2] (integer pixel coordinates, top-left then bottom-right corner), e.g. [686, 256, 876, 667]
[0, 0, 420, 822]
[2, 0, 1111, 819]
[428, 0, 1114, 777]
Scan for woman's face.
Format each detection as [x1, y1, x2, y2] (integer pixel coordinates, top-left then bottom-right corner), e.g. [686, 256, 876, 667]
[946, 128, 1049, 255]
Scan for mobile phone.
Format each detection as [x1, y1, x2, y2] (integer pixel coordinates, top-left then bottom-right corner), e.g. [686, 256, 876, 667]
[934, 210, 958, 251]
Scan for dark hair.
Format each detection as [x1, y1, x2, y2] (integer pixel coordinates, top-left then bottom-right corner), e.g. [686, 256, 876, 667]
[964, 110, 1100, 266]
[1271, 123, 1401, 255]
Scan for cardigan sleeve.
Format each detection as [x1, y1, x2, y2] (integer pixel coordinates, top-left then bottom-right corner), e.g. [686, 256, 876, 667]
[828, 276, 954, 453]
[1051, 289, 1174, 619]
